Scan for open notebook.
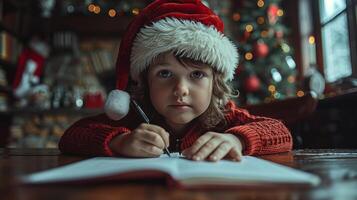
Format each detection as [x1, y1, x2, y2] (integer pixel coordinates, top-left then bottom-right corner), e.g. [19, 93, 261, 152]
[21, 153, 320, 188]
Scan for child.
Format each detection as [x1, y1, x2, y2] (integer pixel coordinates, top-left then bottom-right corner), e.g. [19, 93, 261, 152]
[59, 0, 292, 161]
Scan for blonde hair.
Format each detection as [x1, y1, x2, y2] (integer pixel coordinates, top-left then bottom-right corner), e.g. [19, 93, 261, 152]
[130, 51, 237, 131]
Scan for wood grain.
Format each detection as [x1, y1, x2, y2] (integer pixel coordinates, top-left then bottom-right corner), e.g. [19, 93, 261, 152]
[1, 148, 357, 200]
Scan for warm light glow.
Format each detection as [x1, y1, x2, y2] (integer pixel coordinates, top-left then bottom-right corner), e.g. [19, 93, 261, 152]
[287, 75, 295, 83]
[281, 43, 290, 53]
[277, 9, 284, 16]
[132, 8, 140, 15]
[245, 52, 253, 60]
[309, 36, 315, 44]
[257, 16, 265, 24]
[257, 0, 265, 7]
[245, 24, 253, 32]
[232, 13, 241, 21]
[108, 9, 116, 17]
[93, 5, 101, 14]
[261, 30, 268, 37]
[268, 85, 276, 92]
[297, 90, 305, 97]
[88, 4, 95, 12]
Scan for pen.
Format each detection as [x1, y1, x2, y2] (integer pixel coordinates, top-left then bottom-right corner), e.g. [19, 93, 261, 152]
[131, 99, 171, 157]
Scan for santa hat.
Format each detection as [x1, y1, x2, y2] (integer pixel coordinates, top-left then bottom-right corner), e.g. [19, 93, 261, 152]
[105, 0, 239, 120]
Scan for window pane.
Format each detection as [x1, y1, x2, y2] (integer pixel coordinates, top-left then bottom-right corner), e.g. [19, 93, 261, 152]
[320, 0, 346, 23]
[321, 13, 352, 82]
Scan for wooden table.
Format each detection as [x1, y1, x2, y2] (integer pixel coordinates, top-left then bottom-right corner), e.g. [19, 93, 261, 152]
[1, 148, 357, 200]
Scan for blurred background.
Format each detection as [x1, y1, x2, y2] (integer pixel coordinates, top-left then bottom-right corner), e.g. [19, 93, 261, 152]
[0, 0, 356, 149]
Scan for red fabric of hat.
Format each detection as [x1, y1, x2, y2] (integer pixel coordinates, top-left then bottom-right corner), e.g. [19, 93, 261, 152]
[116, 0, 227, 90]
[105, 0, 239, 121]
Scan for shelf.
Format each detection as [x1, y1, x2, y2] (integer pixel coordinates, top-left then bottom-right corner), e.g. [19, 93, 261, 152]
[318, 87, 357, 108]
[51, 15, 133, 37]
[0, 58, 17, 70]
[0, 107, 104, 116]
[0, 23, 23, 41]
[0, 85, 12, 93]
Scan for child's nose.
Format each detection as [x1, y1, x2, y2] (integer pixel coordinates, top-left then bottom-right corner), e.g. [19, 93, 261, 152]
[173, 79, 189, 97]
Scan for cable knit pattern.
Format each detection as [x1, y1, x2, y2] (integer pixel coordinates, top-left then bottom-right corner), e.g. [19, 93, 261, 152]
[59, 101, 292, 156]
[223, 101, 292, 155]
[59, 114, 130, 156]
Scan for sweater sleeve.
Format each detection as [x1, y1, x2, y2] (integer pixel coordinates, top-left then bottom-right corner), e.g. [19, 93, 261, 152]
[224, 101, 293, 156]
[58, 114, 131, 156]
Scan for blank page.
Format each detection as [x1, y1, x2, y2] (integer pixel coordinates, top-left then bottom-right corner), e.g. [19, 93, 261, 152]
[21, 154, 320, 186]
[21, 155, 178, 183]
[174, 156, 320, 185]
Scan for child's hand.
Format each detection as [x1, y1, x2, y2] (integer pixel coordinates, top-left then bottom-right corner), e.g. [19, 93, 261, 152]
[182, 132, 243, 162]
[109, 123, 169, 157]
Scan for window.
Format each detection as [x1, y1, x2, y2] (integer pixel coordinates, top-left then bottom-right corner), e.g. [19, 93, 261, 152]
[318, 0, 355, 83]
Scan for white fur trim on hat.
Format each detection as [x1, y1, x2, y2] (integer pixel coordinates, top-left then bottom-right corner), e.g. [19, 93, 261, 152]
[130, 18, 239, 82]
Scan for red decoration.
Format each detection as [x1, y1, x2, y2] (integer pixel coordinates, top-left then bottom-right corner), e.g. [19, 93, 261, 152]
[239, 30, 251, 42]
[254, 42, 269, 58]
[115, 0, 225, 91]
[267, 4, 279, 24]
[84, 92, 104, 108]
[244, 75, 261, 92]
[13, 48, 45, 90]
[13, 37, 50, 99]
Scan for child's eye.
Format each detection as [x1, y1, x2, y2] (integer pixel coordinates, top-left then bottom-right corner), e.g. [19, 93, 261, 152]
[157, 70, 172, 78]
[190, 71, 206, 79]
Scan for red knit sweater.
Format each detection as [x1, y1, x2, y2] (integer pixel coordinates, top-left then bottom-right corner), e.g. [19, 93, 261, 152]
[59, 101, 292, 156]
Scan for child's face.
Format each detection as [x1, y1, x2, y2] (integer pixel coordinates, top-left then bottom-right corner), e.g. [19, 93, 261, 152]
[147, 53, 213, 129]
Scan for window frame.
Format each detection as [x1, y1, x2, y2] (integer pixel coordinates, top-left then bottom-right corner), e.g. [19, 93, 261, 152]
[312, 0, 357, 85]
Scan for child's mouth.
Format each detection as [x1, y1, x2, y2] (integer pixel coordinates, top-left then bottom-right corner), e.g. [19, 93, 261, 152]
[169, 105, 191, 110]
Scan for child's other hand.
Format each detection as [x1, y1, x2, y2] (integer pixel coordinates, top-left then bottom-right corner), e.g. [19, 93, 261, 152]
[182, 132, 243, 162]
[109, 123, 169, 157]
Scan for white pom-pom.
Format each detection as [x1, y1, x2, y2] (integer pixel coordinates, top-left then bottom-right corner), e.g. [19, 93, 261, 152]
[104, 90, 131, 120]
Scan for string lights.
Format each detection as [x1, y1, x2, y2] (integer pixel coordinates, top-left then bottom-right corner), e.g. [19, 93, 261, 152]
[245, 24, 254, 32]
[86, 2, 141, 17]
[309, 35, 316, 44]
[108, 8, 116, 17]
[231, 0, 298, 103]
[260, 30, 269, 37]
[296, 90, 305, 97]
[277, 9, 284, 17]
[131, 8, 140, 15]
[245, 52, 254, 61]
[257, 0, 265, 8]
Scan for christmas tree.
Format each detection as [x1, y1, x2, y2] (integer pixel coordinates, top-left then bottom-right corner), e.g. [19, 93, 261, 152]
[232, 0, 297, 105]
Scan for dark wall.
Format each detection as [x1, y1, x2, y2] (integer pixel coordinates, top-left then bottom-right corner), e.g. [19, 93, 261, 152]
[298, 90, 357, 148]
